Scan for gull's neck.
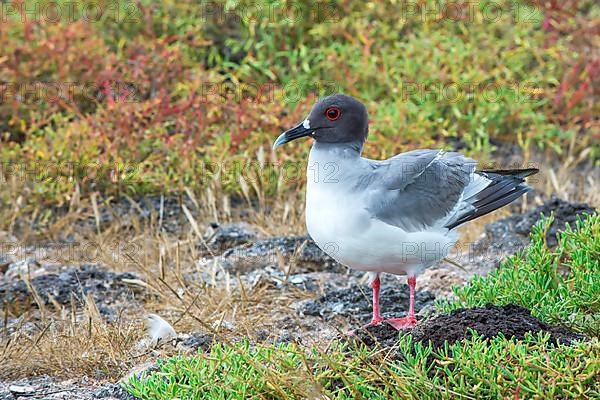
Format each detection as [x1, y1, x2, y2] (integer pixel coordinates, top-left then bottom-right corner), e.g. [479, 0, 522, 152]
[309, 141, 363, 162]
[307, 141, 363, 189]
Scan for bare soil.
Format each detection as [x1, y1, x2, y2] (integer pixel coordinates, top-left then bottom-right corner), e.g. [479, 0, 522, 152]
[352, 304, 585, 354]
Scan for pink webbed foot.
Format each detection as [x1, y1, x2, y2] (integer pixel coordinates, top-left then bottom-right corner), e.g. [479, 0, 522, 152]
[384, 316, 417, 330]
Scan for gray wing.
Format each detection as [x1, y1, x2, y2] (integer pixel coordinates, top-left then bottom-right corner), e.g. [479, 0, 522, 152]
[361, 150, 477, 232]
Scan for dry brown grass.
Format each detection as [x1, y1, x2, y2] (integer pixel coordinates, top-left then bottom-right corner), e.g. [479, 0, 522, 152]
[0, 198, 314, 380]
[0, 278, 312, 380]
[1, 295, 144, 379]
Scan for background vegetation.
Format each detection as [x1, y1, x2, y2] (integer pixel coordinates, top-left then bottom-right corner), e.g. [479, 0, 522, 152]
[1, 0, 598, 210]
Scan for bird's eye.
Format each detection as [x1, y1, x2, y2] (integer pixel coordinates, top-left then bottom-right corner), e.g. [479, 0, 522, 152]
[325, 107, 341, 121]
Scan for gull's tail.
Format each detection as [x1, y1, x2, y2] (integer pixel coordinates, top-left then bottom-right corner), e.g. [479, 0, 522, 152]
[445, 168, 538, 230]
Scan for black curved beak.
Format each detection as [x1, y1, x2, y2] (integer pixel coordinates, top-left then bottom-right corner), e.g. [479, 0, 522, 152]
[273, 122, 313, 150]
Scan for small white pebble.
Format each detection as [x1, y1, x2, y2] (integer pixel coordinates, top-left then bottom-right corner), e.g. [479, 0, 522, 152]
[9, 384, 35, 394]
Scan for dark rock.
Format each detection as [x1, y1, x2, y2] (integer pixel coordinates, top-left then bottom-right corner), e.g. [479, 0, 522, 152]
[0, 264, 143, 314]
[205, 222, 259, 252]
[179, 332, 214, 352]
[93, 383, 140, 400]
[239, 268, 323, 292]
[0, 254, 15, 275]
[475, 196, 595, 255]
[0, 376, 141, 400]
[302, 284, 436, 325]
[276, 332, 293, 344]
[351, 304, 585, 353]
[121, 362, 161, 384]
[219, 236, 341, 273]
[465, 197, 596, 275]
[512, 196, 595, 246]
[255, 330, 269, 342]
[284, 273, 320, 292]
[3, 257, 40, 281]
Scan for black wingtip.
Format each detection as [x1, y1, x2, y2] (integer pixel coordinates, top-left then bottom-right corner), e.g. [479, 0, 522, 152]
[478, 168, 539, 178]
[445, 185, 531, 230]
[445, 168, 537, 230]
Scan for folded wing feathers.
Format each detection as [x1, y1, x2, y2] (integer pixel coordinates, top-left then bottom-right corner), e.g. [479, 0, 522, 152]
[366, 151, 536, 232]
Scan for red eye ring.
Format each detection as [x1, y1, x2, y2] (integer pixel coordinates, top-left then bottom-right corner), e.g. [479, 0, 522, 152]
[325, 107, 341, 121]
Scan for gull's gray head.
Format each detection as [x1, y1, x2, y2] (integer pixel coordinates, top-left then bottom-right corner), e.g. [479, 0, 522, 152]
[273, 94, 368, 150]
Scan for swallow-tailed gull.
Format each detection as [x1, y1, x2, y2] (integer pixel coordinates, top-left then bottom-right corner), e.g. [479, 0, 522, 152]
[273, 94, 537, 330]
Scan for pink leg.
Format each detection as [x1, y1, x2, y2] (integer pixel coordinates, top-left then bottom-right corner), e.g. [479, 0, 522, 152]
[384, 275, 417, 330]
[351, 275, 384, 332]
[408, 275, 416, 318]
[370, 275, 384, 325]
